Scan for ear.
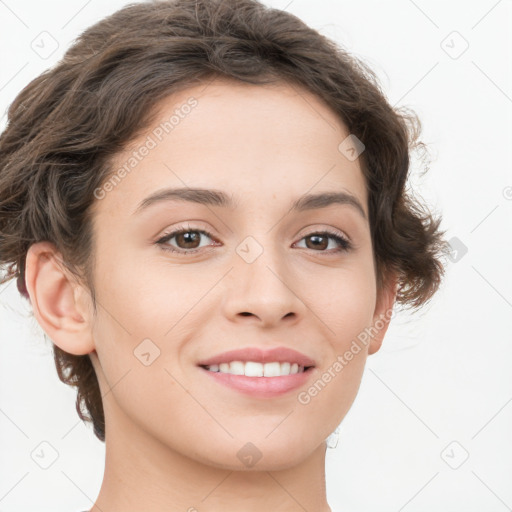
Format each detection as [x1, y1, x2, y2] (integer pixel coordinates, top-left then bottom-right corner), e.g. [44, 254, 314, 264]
[368, 272, 398, 355]
[24, 241, 95, 355]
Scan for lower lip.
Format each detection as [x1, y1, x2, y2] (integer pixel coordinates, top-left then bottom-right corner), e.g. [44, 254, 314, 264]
[199, 367, 314, 398]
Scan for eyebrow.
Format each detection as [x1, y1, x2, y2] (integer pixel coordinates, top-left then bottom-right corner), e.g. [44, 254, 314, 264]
[132, 187, 367, 220]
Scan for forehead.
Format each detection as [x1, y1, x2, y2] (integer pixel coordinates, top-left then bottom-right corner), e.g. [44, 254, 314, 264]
[94, 78, 368, 219]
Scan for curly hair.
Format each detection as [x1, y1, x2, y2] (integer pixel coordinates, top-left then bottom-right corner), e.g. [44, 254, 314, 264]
[0, 0, 449, 442]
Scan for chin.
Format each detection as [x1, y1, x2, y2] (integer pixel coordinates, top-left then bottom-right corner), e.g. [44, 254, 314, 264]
[195, 434, 322, 472]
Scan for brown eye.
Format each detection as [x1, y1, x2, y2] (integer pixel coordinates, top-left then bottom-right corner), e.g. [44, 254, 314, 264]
[174, 231, 202, 249]
[156, 228, 217, 255]
[305, 234, 329, 250]
[295, 231, 352, 253]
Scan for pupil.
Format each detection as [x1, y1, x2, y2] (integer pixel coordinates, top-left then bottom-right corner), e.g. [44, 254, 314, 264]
[178, 232, 200, 248]
[307, 235, 327, 250]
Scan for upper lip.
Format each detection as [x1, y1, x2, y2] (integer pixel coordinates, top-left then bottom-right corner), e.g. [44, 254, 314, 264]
[197, 347, 316, 367]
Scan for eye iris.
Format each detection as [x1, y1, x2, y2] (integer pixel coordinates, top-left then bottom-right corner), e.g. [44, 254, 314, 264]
[306, 234, 328, 250]
[176, 231, 201, 249]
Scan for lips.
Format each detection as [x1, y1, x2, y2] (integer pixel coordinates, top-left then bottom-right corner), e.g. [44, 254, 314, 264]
[197, 346, 317, 398]
[196, 346, 316, 368]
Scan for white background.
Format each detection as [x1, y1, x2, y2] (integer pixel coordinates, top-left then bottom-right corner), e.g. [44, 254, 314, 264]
[0, 1, 511, 511]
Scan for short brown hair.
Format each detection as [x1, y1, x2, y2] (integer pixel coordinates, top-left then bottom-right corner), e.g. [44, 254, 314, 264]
[0, 0, 449, 442]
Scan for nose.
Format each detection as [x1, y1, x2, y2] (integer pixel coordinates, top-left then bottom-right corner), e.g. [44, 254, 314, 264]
[220, 242, 306, 328]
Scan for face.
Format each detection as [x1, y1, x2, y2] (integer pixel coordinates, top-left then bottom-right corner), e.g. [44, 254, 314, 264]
[84, 78, 393, 470]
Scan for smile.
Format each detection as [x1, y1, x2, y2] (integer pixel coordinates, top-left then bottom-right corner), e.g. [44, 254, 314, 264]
[203, 361, 310, 377]
[196, 346, 317, 398]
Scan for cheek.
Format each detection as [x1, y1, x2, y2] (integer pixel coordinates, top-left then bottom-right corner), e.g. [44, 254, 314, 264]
[304, 257, 377, 339]
[94, 244, 210, 341]
[294, 349, 367, 453]
[93, 341, 209, 462]
[282, 260, 376, 427]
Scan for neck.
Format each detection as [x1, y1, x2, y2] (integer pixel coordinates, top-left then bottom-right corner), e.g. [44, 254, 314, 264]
[88, 403, 332, 512]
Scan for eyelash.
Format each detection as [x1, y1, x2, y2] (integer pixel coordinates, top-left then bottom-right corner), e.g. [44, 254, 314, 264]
[155, 224, 353, 256]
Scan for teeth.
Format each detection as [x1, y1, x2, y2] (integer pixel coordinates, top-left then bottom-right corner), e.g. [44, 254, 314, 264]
[205, 361, 307, 377]
[263, 362, 280, 377]
[230, 361, 245, 375]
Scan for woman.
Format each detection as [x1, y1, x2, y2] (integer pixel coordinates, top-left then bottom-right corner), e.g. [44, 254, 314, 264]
[0, 0, 448, 510]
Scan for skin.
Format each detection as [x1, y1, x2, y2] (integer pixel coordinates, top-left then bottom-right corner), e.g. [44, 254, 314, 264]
[25, 77, 397, 512]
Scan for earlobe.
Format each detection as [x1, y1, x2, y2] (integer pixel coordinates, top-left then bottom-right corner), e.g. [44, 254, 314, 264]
[25, 241, 95, 355]
[368, 273, 398, 355]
